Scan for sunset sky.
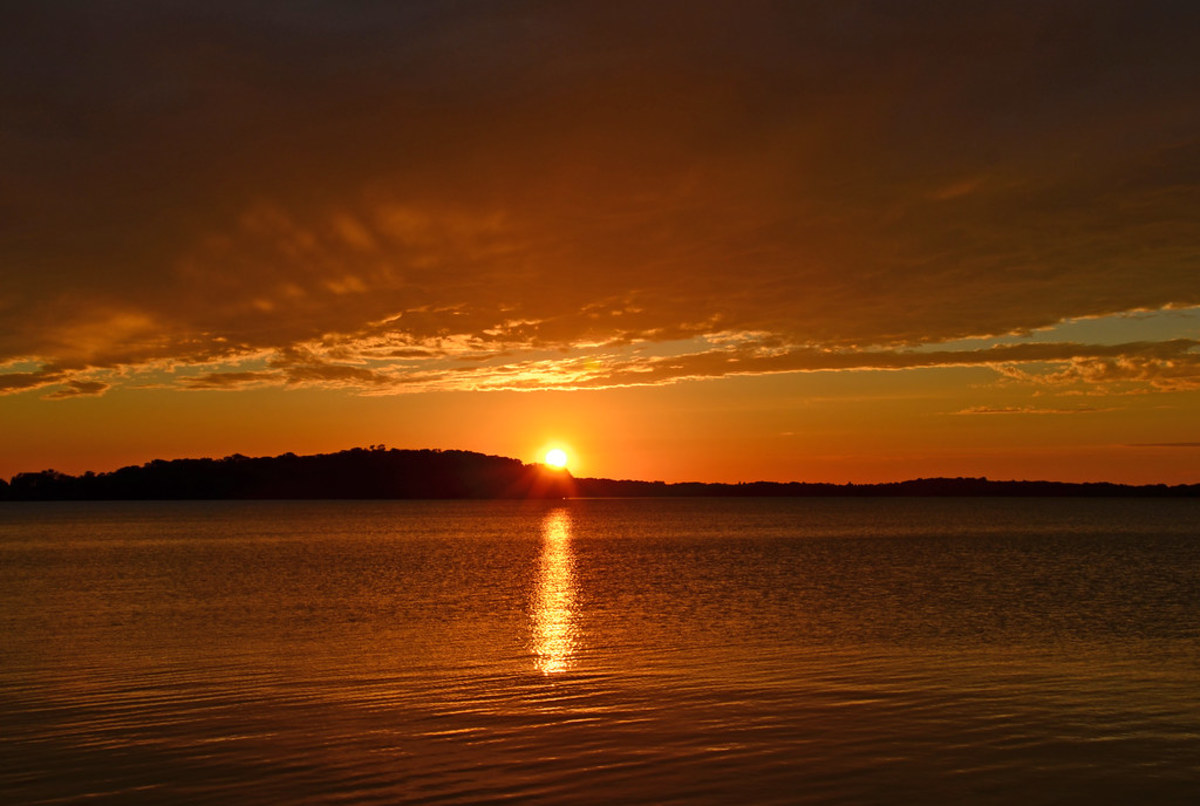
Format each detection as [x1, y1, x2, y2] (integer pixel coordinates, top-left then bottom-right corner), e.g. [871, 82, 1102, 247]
[3, 1, 1198, 484]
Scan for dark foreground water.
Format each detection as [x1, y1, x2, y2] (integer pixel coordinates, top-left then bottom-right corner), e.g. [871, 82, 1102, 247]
[1, 498, 1198, 804]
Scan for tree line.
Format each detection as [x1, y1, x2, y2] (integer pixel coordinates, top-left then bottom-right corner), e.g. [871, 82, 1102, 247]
[1, 448, 573, 500]
[2, 447, 1196, 500]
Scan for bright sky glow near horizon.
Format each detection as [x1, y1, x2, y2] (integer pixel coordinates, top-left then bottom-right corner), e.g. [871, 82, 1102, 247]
[2, 1, 1198, 484]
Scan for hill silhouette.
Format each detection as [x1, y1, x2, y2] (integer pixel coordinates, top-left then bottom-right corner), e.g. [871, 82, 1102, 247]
[2, 447, 1196, 500]
[3, 447, 573, 501]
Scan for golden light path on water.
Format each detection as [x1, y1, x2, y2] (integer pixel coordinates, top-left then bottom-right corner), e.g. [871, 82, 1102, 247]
[532, 508, 576, 674]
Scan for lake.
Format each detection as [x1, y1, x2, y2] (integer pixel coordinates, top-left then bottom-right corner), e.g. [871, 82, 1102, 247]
[2, 498, 1198, 804]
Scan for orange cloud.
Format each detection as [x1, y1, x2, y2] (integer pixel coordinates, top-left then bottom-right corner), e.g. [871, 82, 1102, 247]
[42, 380, 110, 400]
[1, 3, 1197, 400]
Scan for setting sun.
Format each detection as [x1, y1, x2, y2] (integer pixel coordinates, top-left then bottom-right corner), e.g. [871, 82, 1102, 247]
[544, 449, 569, 469]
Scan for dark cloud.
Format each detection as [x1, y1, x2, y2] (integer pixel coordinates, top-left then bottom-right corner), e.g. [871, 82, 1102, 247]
[42, 380, 110, 399]
[0, 370, 64, 394]
[181, 371, 280, 390]
[2, 1, 1197, 392]
[269, 347, 393, 387]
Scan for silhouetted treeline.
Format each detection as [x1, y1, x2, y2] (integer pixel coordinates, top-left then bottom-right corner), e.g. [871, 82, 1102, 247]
[2, 448, 1197, 501]
[2, 448, 573, 500]
[572, 476, 1200, 498]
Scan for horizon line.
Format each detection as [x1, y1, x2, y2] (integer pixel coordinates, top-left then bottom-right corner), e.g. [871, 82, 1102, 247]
[3, 445, 1197, 492]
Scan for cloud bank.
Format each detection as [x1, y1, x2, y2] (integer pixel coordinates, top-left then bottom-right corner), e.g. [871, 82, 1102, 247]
[2, 1, 1197, 397]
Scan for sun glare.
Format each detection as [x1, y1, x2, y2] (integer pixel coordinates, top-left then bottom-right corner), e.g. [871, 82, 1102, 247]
[544, 448, 569, 469]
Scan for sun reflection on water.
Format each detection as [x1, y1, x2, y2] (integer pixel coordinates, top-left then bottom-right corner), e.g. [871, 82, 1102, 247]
[532, 508, 576, 674]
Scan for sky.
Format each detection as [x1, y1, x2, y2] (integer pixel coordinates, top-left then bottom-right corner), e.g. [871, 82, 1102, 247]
[2, 0, 1198, 484]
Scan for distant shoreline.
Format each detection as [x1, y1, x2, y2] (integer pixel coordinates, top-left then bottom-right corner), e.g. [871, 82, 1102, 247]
[570, 477, 1200, 499]
[2, 447, 1197, 500]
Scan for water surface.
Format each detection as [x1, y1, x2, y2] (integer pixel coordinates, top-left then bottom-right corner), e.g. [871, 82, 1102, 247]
[2, 498, 1198, 803]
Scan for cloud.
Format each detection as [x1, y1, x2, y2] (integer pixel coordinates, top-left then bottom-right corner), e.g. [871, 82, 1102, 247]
[268, 347, 394, 388]
[1129, 442, 1200, 448]
[181, 371, 281, 390]
[285, 337, 1200, 393]
[493, 338, 1200, 390]
[42, 380, 111, 400]
[953, 405, 1113, 416]
[996, 347, 1200, 391]
[1, 369, 112, 399]
[0, 370, 64, 395]
[1, 2, 1198, 393]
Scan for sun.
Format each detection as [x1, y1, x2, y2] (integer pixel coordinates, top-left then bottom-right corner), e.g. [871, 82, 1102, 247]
[544, 448, 569, 469]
